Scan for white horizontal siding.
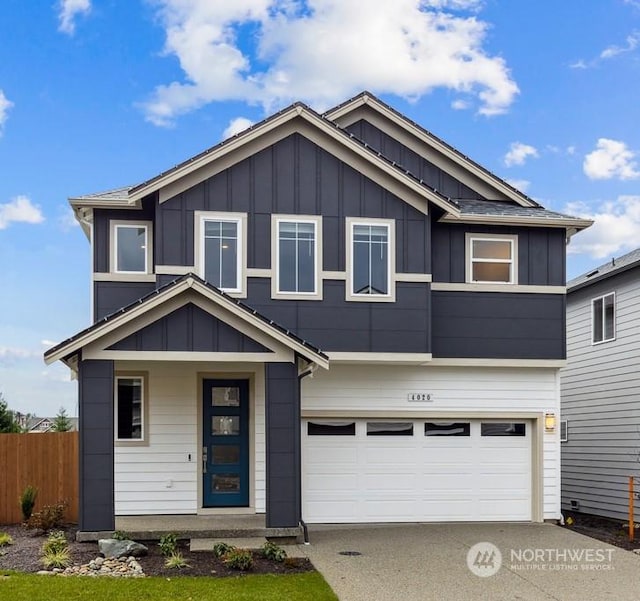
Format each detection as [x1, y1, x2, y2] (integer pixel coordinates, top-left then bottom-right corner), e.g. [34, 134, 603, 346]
[302, 365, 560, 520]
[561, 270, 640, 521]
[114, 361, 265, 516]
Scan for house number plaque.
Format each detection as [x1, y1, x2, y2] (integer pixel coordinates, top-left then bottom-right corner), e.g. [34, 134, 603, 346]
[407, 392, 433, 402]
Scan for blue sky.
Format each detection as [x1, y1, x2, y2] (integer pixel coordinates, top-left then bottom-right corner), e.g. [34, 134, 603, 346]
[1, 0, 639, 416]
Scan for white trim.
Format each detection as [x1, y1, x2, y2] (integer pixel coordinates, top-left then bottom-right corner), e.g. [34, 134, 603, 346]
[155, 265, 195, 276]
[87, 350, 291, 363]
[428, 358, 566, 368]
[93, 273, 157, 283]
[395, 273, 432, 283]
[328, 352, 432, 365]
[110, 220, 153, 275]
[114, 374, 147, 444]
[431, 283, 565, 294]
[440, 213, 594, 230]
[194, 211, 247, 297]
[246, 268, 272, 278]
[272, 215, 323, 300]
[321, 270, 348, 281]
[465, 233, 518, 285]
[591, 291, 616, 345]
[346, 217, 396, 302]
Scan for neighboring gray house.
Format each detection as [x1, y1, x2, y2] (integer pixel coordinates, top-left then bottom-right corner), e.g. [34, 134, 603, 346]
[44, 92, 590, 535]
[561, 248, 640, 521]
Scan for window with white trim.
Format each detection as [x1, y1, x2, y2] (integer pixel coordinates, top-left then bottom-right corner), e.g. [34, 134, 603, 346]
[592, 292, 615, 344]
[202, 216, 243, 292]
[115, 376, 144, 441]
[112, 223, 151, 274]
[466, 234, 517, 284]
[276, 219, 318, 294]
[348, 220, 393, 299]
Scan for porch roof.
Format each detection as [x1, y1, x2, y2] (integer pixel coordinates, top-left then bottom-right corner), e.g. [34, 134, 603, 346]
[44, 274, 329, 369]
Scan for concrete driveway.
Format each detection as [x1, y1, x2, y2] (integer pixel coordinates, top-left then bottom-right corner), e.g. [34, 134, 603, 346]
[301, 523, 640, 601]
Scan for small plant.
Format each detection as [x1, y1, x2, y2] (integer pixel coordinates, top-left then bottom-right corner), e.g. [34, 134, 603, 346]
[112, 530, 129, 540]
[28, 501, 67, 531]
[42, 530, 68, 555]
[0, 532, 13, 547]
[223, 548, 254, 571]
[158, 532, 178, 557]
[212, 541, 235, 558]
[164, 551, 190, 569]
[261, 540, 287, 563]
[19, 485, 38, 522]
[41, 547, 71, 569]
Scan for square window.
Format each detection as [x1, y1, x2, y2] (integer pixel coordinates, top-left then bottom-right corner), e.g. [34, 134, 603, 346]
[592, 292, 615, 344]
[115, 377, 144, 441]
[112, 223, 151, 274]
[467, 235, 517, 284]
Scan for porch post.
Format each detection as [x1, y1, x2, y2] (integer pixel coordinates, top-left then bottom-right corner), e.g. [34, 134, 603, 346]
[78, 358, 115, 532]
[264, 362, 301, 528]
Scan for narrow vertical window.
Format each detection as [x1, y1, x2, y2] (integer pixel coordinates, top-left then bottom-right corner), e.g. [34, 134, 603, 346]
[592, 292, 615, 344]
[203, 219, 240, 291]
[467, 235, 517, 284]
[352, 223, 390, 296]
[114, 224, 148, 273]
[278, 221, 316, 294]
[115, 377, 144, 441]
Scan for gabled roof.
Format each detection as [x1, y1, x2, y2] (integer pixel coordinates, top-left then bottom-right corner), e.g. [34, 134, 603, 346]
[44, 274, 329, 369]
[324, 91, 541, 208]
[568, 247, 640, 292]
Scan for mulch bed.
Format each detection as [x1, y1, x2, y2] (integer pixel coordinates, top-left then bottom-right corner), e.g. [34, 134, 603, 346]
[562, 511, 640, 551]
[0, 524, 313, 577]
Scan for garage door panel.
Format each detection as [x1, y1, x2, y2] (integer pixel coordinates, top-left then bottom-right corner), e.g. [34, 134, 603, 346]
[305, 474, 360, 492]
[305, 447, 358, 465]
[420, 499, 476, 519]
[478, 499, 530, 520]
[305, 501, 359, 522]
[364, 499, 420, 520]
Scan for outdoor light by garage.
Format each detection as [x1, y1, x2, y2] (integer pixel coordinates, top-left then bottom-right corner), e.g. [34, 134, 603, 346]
[544, 412, 556, 433]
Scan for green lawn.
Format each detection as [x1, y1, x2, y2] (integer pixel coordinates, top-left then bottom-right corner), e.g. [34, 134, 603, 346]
[0, 571, 338, 601]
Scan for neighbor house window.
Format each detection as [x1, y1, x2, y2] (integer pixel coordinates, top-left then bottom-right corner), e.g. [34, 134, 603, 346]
[347, 219, 394, 301]
[197, 212, 246, 294]
[592, 292, 615, 344]
[273, 216, 321, 298]
[466, 234, 517, 284]
[111, 222, 152, 274]
[115, 376, 145, 442]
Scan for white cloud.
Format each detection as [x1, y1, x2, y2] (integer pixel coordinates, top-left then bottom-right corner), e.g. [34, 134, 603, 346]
[58, 206, 80, 231]
[0, 196, 45, 229]
[600, 31, 639, 59]
[142, 0, 519, 126]
[223, 117, 254, 139]
[566, 145, 576, 156]
[451, 99, 470, 110]
[505, 178, 530, 193]
[569, 59, 588, 70]
[566, 196, 640, 259]
[504, 142, 538, 167]
[41, 340, 57, 347]
[583, 138, 639, 180]
[0, 89, 13, 136]
[57, 0, 91, 35]
[0, 347, 39, 361]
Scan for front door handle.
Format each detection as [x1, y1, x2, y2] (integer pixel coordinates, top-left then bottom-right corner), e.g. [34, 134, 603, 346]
[202, 446, 208, 474]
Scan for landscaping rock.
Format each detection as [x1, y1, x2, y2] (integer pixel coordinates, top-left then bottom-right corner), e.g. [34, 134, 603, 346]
[60, 556, 145, 578]
[37, 570, 56, 576]
[98, 539, 148, 558]
[633, 549, 640, 555]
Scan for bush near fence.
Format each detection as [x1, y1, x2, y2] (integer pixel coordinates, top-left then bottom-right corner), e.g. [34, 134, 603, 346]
[0, 432, 78, 525]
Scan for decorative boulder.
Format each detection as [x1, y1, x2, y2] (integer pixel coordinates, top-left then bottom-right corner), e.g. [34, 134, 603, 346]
[98, 539, 148, 559]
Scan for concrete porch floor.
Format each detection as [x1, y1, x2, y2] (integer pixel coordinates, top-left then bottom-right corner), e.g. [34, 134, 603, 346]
[76, 514, 301, 542]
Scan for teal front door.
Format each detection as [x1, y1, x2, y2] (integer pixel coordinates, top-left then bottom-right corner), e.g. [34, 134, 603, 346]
[202, 379, 250, 507]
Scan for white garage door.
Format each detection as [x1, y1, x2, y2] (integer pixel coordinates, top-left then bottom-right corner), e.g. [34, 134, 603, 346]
[302, 419, 532, 523]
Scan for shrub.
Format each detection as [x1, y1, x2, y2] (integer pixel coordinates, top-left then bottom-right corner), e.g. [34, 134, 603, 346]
[223, 548, 254, 571]
[158, 533, 178, 557]
[112, 530, 128, 541]
[42, 530, 68, 555]
[19, 485, 38, 522]
[0, 532, 13, 547]
[212, 541, 235, 558]
[27, 501, 67, 531]
[261, 541, 287, 562]
[164, 551, 190, 569]
[41, 548, 71, 569]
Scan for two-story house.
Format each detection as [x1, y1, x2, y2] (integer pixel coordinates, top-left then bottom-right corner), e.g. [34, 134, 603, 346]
[45, 92, 591, 535]
[561, 248, 640, 521]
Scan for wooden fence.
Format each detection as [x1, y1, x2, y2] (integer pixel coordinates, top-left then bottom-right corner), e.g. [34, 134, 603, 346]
[0, 432, 78, 525]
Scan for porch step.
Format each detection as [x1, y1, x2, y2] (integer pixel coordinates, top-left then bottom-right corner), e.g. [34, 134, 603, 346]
[190, 537, 267, 552]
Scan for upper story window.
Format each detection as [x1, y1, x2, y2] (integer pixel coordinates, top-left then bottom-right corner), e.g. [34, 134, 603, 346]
[196, 212, 247, 296]
[347, 218, 395, 302]
[466, 233, 517, 284]
[111, 221, 152, 274]
[115, 375, 146, 443]
[272, 215, 322, 299]
[592, 292, 615, 344]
